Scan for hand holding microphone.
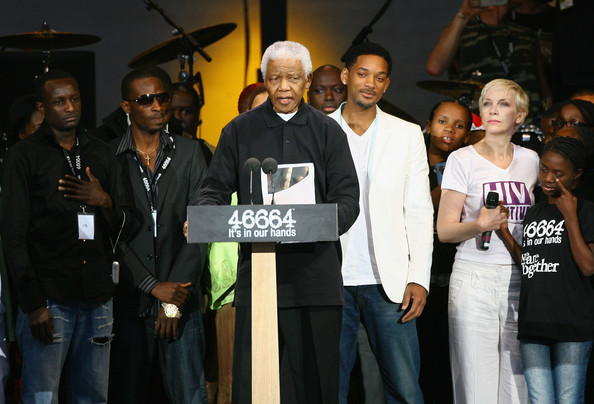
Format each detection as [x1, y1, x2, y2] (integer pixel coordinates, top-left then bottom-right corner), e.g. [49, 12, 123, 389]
[479, 191, 507, 250]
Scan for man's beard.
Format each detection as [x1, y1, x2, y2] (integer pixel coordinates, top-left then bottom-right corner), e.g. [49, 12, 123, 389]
[354, 99, 375, 110]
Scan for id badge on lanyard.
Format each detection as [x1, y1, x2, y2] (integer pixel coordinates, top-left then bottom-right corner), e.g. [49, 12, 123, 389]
[64, 140, 93, 240]
[151, 209, 158, 238]
[78, 210, 95, 240]
[134, 137, 174, 239]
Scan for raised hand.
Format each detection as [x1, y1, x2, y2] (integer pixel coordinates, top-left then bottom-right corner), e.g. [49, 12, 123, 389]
[58, 167, 113, 209]
[555, 179, 577, 219]
[460, 0, 483, 18]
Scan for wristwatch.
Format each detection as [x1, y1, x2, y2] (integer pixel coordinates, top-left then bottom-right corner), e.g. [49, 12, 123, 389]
[161, 303, 182, 319]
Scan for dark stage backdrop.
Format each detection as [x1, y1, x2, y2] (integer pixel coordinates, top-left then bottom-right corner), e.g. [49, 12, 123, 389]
[0, 51, 96, 134]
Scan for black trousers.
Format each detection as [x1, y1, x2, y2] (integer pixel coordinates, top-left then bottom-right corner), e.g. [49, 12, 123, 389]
[232, 305, 342, 404]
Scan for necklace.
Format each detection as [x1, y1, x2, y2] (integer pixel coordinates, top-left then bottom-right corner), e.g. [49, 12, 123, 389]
[135, 144, 159, 166]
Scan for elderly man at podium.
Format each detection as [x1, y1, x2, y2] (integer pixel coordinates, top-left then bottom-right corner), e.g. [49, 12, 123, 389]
[196, 41, 360, 403]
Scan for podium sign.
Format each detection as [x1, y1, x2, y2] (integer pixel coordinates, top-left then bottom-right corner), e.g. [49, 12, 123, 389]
[187, 203, 338, 403]
[187, 204, 338, 243]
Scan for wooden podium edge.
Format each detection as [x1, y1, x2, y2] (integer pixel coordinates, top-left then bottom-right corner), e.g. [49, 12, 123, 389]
[251, 242, 280, 403]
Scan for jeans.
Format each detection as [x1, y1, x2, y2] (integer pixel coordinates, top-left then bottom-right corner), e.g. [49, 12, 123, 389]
[109, 309, 207, 404]
[448, 259, 528, 404]
[339, 285, 423, 404]
[16, 299, 113, 404]
[0, 312, 8, 404]
[520, 339, 593, 404]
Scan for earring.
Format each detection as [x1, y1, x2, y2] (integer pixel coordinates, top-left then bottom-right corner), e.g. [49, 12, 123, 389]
[126, 113, 131, 126]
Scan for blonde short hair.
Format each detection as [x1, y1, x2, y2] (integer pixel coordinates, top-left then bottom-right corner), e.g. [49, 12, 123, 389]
[479, 79, 529, 118]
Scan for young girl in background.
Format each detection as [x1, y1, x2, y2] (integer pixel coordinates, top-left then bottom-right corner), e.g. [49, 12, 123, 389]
[418, 99, 471, 403]
[500, 136, 594, 403]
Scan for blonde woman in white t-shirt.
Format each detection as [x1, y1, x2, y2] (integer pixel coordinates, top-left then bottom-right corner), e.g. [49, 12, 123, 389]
[437, 79, 539, 404]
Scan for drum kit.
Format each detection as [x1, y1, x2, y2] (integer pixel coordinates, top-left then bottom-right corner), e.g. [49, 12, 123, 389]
[0, 20, 236, 106]
[0, 18, 541, 145]
[0, 13, 236, 161]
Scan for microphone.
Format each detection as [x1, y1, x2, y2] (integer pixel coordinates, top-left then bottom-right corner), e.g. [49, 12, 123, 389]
[261, 158, 278, 205]
[243, 157, 261, 205]
[480, 191, 499, 250]
[261, 158, 278, 175]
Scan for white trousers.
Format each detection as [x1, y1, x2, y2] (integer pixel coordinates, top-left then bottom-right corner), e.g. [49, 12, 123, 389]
[448, 259, 528, 404]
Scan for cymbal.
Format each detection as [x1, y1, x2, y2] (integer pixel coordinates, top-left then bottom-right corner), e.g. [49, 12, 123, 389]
[0, 28, 100, 50]
[416, 80, 484, 99]
[128, 23, 237, 68]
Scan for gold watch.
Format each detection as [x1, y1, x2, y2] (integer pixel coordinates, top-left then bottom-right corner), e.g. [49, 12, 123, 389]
[161, 303, 182, 319]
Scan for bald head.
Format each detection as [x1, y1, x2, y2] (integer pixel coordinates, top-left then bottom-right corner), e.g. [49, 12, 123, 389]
[307, 65, 346, 114]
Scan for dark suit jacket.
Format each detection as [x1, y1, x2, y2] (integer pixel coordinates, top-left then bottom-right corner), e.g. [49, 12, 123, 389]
[111, 132, 208, 317]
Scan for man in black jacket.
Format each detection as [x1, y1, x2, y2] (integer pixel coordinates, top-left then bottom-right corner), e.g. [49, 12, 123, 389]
[108, 66, 209, 404]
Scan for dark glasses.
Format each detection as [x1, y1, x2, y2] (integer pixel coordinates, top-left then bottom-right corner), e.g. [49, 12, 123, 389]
[127, 92, 171, 107]
[551, 119, 588, 129]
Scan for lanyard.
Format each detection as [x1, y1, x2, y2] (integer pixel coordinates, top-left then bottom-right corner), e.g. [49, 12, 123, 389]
[132, 137, 175, 213]
[475, 16, 514, 76]
[338, 104, 379, 182]
[61, 138, 88, 213]
[61, 138, 82, 178]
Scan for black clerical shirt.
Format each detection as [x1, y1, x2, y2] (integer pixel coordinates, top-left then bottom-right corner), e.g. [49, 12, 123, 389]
[0, 122, 125, 313]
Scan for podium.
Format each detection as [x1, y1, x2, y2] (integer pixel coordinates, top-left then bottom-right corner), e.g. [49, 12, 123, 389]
[187, 204, 338, 403]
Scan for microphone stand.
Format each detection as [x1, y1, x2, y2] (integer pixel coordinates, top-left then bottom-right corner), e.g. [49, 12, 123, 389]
[340, 0, 394, 62]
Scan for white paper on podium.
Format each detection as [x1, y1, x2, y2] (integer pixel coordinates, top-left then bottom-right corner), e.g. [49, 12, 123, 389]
[260, 163, 315, 205]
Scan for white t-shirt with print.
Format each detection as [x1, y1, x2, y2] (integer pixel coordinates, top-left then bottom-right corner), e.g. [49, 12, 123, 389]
[441, 144, 539, 264]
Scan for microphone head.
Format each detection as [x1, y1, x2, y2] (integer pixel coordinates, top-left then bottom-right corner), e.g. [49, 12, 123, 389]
[485, 191, 499, 208]
[261, 157, 278, 175]
[243, 157, 261, 172]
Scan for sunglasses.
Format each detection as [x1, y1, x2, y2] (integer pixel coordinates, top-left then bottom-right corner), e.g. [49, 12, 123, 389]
[551, 119, 589, 129]
[127, 92, 171, 107]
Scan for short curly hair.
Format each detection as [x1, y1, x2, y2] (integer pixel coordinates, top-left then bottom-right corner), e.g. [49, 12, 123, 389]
[260, 41, 312, 78]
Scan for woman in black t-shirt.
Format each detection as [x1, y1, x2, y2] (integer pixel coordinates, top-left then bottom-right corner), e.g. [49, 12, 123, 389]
[500, 137, 594, 403]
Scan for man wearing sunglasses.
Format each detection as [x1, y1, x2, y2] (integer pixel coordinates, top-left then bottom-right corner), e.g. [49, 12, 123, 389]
[108, 66, 209, 403]
[1, 70, 133, 403]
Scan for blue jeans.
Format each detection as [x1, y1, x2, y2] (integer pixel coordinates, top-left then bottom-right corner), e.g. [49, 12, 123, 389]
[340, 285, 423, 404]
[16, 299, 113, 404]
[109, 309, 207, 404]
[520, 339, 593, 404]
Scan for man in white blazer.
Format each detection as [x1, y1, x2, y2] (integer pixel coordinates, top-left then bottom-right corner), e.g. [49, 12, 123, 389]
[329, 42, 433, 404]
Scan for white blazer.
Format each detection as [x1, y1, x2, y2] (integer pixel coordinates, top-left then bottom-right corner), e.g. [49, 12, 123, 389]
[329, 106, 433, 303]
